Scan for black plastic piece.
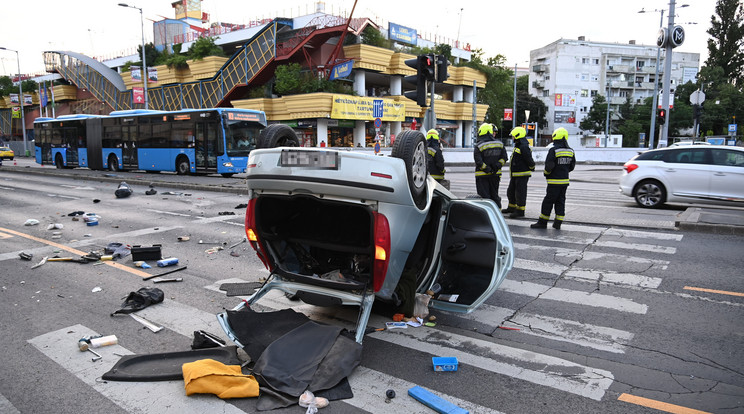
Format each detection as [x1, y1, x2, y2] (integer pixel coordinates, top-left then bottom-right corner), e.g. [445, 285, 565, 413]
[101, 346, 240, 381]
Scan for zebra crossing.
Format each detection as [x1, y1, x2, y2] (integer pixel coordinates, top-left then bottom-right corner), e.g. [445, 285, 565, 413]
[20, 221, 685, 413]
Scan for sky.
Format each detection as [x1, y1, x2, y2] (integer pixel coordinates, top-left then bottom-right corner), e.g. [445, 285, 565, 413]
[0, 0, 719, 78]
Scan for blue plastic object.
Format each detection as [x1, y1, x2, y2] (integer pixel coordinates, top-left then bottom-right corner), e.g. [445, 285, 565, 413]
[432, 357, 458, 371]
[408, 386, 469, 414]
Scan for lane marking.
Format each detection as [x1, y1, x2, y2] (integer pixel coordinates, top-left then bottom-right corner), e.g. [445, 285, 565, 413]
[0, 393, 21, 414]
[29, 325, 247, 414]
[146, 209, 191, 217]
[209, 282, 614, 401]
[683, 286, 744, 298]
[45, 193, 78, 199]
[618, 393, 711, 414]
[465, 303, 633, 354]
[0, 226, 150, 278]
[499, 279, 649, 314]
[514, 242, 670, 270]
[508, 220, 681, 239]
[0, 231, 13, 239]
[513, 233, 677, 254]
[515, 258, 663, 289]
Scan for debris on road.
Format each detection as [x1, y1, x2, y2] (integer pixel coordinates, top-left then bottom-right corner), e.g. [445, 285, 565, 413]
[157, 257, 179, 267]
[31, 256, 48, 269]
[114, 182, 133, 198]
[177, 236, 190, 242]
[408, 385, 468, 414]
[18, 252, 33, 261]
[92, 287, 102, 293]
[130, 313, 164, 333]
[24, 219, 39, 226]
[111, 287, 164, 315]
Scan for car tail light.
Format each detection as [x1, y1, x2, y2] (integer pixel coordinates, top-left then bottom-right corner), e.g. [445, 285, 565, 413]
[245, 198, 271, 270]
[372, 211, 390, 292]
[624, 163, 639, 174]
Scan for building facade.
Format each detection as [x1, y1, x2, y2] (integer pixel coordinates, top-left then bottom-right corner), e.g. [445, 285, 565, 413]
[529, 37, 700, 139]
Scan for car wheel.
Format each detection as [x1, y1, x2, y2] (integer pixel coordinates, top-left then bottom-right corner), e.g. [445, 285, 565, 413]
[634, 179, 666, 208]
[391, 130, 427, 210]
[55, 154, 64, 169]
[107, 155, 120, 172]
[257, 124, 300, 148]
[221, 173, 234, 178]
[176, 156, 190, 175]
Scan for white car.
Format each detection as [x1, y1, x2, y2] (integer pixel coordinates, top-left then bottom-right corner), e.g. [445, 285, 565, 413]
[619, 145, 744, 208]
[218, 126, 514, 343]
[668, 141, 711, 147]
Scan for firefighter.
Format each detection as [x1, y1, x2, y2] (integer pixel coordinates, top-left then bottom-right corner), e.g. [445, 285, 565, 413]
[502, 126, 535, 218]
[426, 129, 445, 183]
[531, 127, 576, 229]
[474, 123, 508, 208]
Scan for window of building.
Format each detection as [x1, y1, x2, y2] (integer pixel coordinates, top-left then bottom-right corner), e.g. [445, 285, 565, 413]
[591, 75, 599, 81]
[581, 89, 589, 97]
[543, 90, 551, 97]
[581, 73, 589, 81]
[582, 57, 589, 64]
[593, 58, 599, 65]
[591, 90, 598, 97]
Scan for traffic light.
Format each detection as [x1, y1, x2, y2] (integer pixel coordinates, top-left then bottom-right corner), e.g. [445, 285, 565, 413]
[657, 108, 666, 125]
[435, 55, 450, 83]
[404, 55, 434, 107]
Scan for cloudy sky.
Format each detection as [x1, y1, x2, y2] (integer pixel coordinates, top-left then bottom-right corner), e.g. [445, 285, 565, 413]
[0, 0, 718, 78]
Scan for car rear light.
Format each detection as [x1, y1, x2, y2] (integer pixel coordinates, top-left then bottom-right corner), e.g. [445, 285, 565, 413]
[245, 198, 271, 270]
[372, 211, 390, 292]
[624, 163, 639, 173]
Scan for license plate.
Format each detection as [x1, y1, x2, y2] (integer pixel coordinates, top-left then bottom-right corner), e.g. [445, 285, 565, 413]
[280, 149, 338, 169]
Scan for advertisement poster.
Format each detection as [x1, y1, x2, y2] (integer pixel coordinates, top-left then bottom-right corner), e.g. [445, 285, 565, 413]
[148, 67, 158, 83]
[131, 66, 142, 81]
[330, 95, 404, 121]
[503, 108, 513, 121]
[133, 87, 144, 104]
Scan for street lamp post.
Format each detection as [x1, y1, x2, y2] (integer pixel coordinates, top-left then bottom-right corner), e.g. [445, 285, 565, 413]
[659, 0, 677, 147]
[604, 82, 611, 147]
[118, 3, 148, 110]
[638, 8, 665, 149]
[0, 47, 27, 155]
[513, 63, 518, 135]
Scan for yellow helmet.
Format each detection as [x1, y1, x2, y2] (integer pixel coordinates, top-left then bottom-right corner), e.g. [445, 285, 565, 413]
[426, 129, 439, 140]
[510, 127, 527, 139]
[552, 127, 568, 140]
[478, 123, 495, 136]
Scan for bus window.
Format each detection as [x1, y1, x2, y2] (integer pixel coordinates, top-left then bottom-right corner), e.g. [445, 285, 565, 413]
[225, 120, 261, 156]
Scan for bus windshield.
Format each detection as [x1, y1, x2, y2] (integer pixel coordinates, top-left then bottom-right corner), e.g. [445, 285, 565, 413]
[225, 119, 262, 156]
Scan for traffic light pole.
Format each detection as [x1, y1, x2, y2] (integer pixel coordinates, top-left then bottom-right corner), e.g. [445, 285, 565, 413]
[660, 0, 676, 146]
[426, 77, 436, 131]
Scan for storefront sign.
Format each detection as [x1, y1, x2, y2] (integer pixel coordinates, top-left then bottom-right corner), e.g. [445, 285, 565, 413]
[389, 23, 417, 45]
[330, 95, 404, 121]
[329, 60, 353, 80]
[503, 108, 513, 121]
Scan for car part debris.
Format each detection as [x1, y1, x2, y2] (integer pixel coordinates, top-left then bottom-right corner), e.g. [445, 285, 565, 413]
[192, 330, 226, 349]
[47, 223, 64, 230]
[24, 219, 39, 226]
[198, 240, 226, 245]
[131, 245, 162, 261]
[18, 252, 33, 261]
[145, 188, 157, 195]
[31, 256, 48, 269]
[111, 287, 164, 315]
[130, 313, 164, 333]
[93, 199, 100, 203]
[218, 211, 235, 215]
[228, 238, 247, 249]
[142, 265, 187, 281]
[205, 246, 223, 254]
[92, 287, 102, 292]
[101, 346, 240, 381]
[115, 182, 133, 198]
[177, 236, 190, 242]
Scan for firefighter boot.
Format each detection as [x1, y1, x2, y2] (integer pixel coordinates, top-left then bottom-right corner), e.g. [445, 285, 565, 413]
[509, 209, 525, 219]
[530, 218, 548, 229]
[553, 219, 563, 230]
[501, 205, 515, 214]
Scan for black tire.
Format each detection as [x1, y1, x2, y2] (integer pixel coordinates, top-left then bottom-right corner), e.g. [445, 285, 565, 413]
[257, 124, 300, 148]
[221, 173, 234, 178]
[108, 155, 120, 172]
[633, 179, 666, 208]
[176, 156, 191, 175]
[391, 130, 428, 210]
[55, 154, 64, 169]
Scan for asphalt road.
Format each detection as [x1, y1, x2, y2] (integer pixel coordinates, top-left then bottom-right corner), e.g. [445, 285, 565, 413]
[0, 165, 742, 414]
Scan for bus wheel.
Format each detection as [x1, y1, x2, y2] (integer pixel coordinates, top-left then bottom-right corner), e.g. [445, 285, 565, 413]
[54, 155, 64, 169]
[108, 155, 120, 172]
[221, 173, 234, 178]
[176, 156, 190, 175]
[257, 124, 300, 148]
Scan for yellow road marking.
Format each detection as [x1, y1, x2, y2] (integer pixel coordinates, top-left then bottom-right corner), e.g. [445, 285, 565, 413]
[618, 393, 711, 414]
[0, 231, 13, 239]
[1, 226, 151, 278]
[683, 286, 744, 298]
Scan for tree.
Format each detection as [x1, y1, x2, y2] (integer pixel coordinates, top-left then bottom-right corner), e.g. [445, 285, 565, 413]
[274, 63, 302, 95]
[189, 36, 225, 60]
[579, 95, 609, 133]
[705, 0, 744, 85]
[0, 76, 14, 97]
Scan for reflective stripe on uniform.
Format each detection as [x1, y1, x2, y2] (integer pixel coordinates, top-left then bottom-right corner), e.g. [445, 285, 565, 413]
[514, 148, 521, 154]
[428, 148, 437, 156]
[511, 171, 532, 177]
[546, 178, 569, 185]
[478, 142, 503, 150]
[555, 215, 565, 221]
[475, 170, 501, 176]
[556, 150, 574, 157]
[539, 213, 551, 220]
[431, 174, 444, 179]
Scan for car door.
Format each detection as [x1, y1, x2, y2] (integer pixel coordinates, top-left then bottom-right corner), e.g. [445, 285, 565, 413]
[659, 148, 711, 200]
[708, 149, 744, 202]
[428, 199, 514, 313]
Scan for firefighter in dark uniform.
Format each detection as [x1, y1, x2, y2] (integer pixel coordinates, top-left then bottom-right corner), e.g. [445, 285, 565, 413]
[426, 129, 445, 184]
[531, 127, 576, 229]
[502, 126, 535, 218]
[474, 123, 508, 208]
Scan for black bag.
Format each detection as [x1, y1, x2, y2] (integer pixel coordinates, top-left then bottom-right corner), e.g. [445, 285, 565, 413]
[111, 287, 164, 315]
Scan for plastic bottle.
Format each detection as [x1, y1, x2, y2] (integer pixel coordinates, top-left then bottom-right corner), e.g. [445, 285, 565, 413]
[157, 257, 179, 267]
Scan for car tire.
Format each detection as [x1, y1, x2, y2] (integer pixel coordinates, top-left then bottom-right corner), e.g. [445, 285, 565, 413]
[176, 156, 190, 175]
[634, 179, 666, 208]
[257, 124, 300, 148]
[391, 130, 427, 210]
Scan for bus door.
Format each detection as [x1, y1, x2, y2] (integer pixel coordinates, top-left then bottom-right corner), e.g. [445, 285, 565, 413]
[122, 125, 138, 169]
[195, 122, 218, 171]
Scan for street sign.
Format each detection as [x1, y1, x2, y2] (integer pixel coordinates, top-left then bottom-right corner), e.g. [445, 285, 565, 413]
[374, 117, 382, 129]
[657, 28, 667, 47]
[504, 108, 513, 121]
[671, 25, 685, 48]
[373, 99, 384, 118]
[690, 90, 705, 105]
[729, 124, 738, 133]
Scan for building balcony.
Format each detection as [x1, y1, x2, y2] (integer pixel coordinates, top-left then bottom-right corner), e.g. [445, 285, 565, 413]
[607, 64, 632, 73]
[609, 96, 627, 105]
[120, 56, 229, 89]
[532, 80, 545, 89]
[532, 64, 548, 73]
[609, 80, 634, 88]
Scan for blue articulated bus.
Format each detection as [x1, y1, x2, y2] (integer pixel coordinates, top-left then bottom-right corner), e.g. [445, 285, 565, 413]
[34, 108, 267, 177]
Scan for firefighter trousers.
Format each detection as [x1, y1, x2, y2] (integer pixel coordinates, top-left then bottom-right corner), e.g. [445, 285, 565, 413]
[539, 184, 568, 222]
[476, 175, 501, 208]
[506, 176, 530, 210]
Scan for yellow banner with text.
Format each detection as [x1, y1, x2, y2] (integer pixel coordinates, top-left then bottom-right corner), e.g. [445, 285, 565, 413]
[330, 95, 405, 121]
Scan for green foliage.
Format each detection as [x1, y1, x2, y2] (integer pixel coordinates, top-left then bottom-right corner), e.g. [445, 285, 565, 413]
[273, 63, 354, 96]
[360, 26, 391, 48]
[274, 63, 303, 95]
[705, 0, 744, 85]
[188, 36, 225, 60]
[21, 79, 37, 93]
[579, 95, 609, 134]
[0, 76, 13, 97]
[134, 43, 161, 68]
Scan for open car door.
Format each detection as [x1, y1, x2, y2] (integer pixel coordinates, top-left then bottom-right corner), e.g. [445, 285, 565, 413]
[429, 199, 514, 313]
